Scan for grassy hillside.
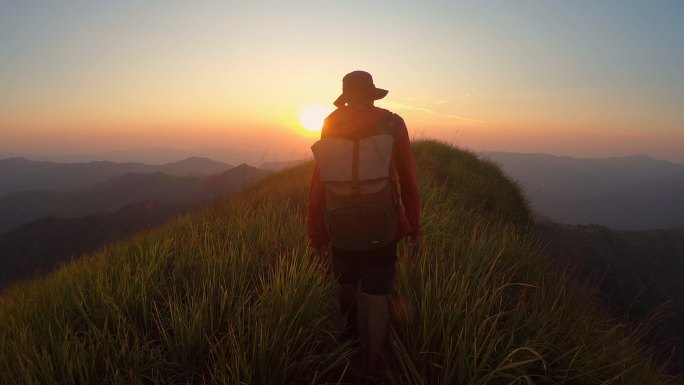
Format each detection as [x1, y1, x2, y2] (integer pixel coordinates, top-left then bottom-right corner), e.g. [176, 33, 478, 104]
[0, 141, 678, 384]
[0, 200, 193, 290]
[537, 223, 684, 372]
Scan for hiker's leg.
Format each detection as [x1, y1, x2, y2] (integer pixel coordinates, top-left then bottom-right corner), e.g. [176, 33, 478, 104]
[359, 242, 397, 374]
[339, 282, 359, 331]
[365, 293, 389, 373]
[331, 249, 361, 333]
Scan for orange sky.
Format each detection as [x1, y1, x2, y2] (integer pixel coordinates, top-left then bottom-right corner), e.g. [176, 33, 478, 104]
[1, 2, 682, 164]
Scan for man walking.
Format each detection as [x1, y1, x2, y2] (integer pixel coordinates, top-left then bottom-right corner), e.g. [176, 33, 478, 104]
[308, 71, 420, 382]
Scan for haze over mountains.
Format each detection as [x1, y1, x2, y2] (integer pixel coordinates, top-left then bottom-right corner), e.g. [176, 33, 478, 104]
[0, 162, 269, 234]
[482, 152, 684, 230]
[0, 146, 309, 169]
[4, 151, 682, 232]
[0, 156, 233, 195]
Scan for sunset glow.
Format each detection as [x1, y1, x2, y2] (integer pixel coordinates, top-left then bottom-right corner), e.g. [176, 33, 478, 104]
[0, 2, 682, 164]
[298, 105, 333, 133]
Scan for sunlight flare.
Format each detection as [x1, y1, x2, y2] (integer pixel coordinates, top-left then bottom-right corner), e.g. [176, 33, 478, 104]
[298, 104, 333, 133]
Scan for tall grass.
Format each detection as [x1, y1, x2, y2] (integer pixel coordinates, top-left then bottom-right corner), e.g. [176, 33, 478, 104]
[388, 141, 676, 384]
[0, 164, 352, 384]
[0, 140, 678, 384]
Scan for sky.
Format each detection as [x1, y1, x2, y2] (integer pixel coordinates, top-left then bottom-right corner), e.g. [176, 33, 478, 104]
[1, 1, 683, 164]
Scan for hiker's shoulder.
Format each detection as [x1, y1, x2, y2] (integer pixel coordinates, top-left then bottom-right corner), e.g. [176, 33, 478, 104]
[325, 107, 343, 120]
[323, 107, 349, 128]
[374, 108, 407, 136]
[375, 107, 405, 127]
[324, 106, 405, 128]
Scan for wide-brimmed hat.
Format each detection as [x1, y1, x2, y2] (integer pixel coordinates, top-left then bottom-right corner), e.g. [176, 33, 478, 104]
[333, 71, 388, 107]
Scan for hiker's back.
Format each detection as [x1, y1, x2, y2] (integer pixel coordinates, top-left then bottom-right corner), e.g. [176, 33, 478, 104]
[322, 105, 393, 140]
[312, 105, 400, 251]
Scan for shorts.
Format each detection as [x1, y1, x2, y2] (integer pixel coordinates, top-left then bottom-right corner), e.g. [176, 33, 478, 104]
[331, 241, 397, 296]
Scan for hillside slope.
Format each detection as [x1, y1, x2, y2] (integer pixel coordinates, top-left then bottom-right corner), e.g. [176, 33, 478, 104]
[0, 201, 193, 290]
[0, 141, 677, 384]
[537, 223, 684, 371]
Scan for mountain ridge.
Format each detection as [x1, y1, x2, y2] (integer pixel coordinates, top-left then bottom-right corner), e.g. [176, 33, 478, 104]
[481, 151, 684, 166]
[0, 164, 270, 234]
[0, 156, 234, 195]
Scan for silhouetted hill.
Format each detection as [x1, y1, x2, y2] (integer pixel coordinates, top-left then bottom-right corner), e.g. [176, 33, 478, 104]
[0, 156, 233, 195]
[537, 223, 684, 370]
[483, 152, 684, 230]
[199, 164, 272, 198]
[0, 164, 270, 233]
[0, 201, 192, 290]
[159, 156, 233, 176]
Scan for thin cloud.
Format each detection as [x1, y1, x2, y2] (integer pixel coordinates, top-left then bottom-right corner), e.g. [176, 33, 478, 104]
[404, 96, 450, 105]
[384, 100, 485, 125]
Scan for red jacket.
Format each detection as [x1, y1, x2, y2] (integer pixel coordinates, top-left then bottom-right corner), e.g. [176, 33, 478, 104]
[307, 105, 421, 249]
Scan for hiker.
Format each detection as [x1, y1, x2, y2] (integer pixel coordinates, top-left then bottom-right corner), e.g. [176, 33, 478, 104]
[308, 71, 421, 382]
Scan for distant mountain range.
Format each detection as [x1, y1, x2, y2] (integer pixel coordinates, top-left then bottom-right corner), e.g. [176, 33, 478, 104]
[0, 146, 306, 168]
[0, 163, 270, 234]
[4, 151, 682, 232]
[0, 156, 233, 195]
[482, 152, 684, 230]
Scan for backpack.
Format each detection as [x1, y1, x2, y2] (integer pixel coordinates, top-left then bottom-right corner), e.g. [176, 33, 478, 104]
[311, 112, 399, 251]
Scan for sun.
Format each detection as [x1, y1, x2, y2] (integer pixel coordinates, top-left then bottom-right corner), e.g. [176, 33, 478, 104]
[298, 104, 333, 133]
